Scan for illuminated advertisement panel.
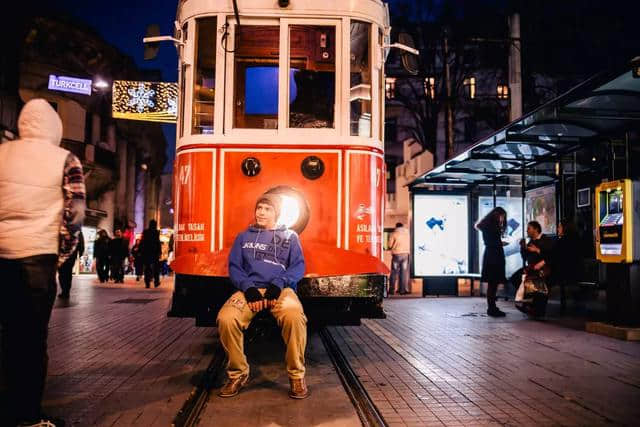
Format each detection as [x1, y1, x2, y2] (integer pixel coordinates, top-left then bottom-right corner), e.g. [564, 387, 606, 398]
[413, 194, 469, 276]
[478, 197, 524, 278]
[525, 185, 557, 235]
[112, 80, 178, 123]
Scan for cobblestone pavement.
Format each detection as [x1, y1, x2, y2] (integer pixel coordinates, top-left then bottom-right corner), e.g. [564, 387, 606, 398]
[330, 298, 640, 426]
[42, 275, 215, 426]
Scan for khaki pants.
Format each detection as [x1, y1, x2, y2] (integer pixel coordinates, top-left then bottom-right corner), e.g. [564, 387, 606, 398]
[216, 288, 307, 380]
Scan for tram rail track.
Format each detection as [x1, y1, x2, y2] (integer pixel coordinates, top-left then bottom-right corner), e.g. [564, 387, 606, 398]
[172, 327, 386, 427]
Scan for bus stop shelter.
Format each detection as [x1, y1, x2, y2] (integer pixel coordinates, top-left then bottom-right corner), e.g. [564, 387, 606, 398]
[408, 63, 640, 321]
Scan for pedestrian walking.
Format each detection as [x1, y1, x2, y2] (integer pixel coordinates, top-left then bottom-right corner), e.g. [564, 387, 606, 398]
[476, 207, 508, 317]
[57, 230, 85, 298]
[94, 229, 110, 283]
[388, 222, 411, 295]
[108, 228, 128, 283]
[141, 219, 161, 288]
[0, 99, 86, 427]
[131, 237, 144, 281]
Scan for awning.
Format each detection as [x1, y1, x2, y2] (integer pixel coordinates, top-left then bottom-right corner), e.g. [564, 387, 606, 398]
[410, 65, 640, 189]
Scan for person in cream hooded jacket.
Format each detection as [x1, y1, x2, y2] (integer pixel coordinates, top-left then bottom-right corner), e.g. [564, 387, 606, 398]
[0, 99, 86, 426]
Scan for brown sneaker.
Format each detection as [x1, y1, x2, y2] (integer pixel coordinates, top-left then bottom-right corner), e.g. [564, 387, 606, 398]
[289, 377, 310, 399]
[218, 373, 249, 398]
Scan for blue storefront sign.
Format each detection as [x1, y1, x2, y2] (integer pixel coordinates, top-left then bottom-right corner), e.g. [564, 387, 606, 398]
[48, 75, 93, 96]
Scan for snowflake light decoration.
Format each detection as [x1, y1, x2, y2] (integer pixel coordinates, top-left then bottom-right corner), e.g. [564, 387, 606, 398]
[128, 83, 155, 113]
[167, 97, 177, 116]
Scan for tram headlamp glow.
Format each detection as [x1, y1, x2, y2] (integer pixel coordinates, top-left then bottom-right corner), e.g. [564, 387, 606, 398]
[278, 194, 301, 229]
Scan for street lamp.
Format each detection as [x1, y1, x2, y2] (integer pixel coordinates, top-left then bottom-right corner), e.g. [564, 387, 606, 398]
[93, 78, 110, 91]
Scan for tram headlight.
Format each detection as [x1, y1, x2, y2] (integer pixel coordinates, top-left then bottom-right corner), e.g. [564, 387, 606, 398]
[265, 185, 310, 234]
[279, 194, 301, 229]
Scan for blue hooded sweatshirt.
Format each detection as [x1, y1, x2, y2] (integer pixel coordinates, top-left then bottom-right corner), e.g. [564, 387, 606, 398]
[228, 224, 305, 292]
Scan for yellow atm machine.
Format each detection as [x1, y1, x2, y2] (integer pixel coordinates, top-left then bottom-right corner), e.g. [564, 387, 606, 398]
[595, 179, 640, 325]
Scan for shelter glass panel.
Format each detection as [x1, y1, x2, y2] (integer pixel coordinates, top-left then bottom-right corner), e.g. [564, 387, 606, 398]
[192, 17, 216, 135]
[289, 25, 336, 128]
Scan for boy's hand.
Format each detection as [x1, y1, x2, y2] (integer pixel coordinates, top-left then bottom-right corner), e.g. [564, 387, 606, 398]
[244, 287, 264, 312]
[248, 300, 267, 312]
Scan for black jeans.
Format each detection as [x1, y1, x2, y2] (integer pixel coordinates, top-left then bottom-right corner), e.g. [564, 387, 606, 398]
[57, 251, 76, 296]
[0, 254, 57, 423]
[110, 258, 125, 282]
[96, 256, 109, 282]
[144, 260, 160, 286]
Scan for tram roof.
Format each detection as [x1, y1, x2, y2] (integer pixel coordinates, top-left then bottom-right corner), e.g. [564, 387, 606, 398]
[410, 62, 640, 190]
[177, 0, 387, 25]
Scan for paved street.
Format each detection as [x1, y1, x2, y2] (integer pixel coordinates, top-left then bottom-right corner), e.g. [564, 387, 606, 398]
[2, 276, 639, 426]
[333, 298, 640, 426]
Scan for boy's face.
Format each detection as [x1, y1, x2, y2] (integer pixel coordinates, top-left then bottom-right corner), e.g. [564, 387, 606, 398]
[526, 224, 538, 239]
[255, 202, 277, 229]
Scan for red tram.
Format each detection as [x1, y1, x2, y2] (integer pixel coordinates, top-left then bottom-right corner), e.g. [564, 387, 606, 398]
[168, 0, 391, 325]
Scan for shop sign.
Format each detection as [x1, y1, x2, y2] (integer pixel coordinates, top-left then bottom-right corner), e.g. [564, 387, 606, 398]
[48, 75, 92, 96]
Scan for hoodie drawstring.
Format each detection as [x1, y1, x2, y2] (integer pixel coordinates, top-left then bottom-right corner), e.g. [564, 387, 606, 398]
[254, 229, 261, 259]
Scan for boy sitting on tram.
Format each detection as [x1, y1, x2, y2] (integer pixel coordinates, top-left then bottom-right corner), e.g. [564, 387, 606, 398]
[216, 193, 309, 399]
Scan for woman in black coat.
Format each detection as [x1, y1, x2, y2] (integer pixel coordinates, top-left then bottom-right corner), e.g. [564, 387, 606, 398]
[476, 207, 508, 317]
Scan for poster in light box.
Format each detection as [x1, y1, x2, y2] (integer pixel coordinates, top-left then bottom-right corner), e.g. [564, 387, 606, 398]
[413, 194, 469, 276]
[478, 197, 524, 278]
[525, 185, 557, 235]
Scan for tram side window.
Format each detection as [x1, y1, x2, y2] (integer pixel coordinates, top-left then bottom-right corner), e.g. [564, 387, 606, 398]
[350, 21, 372, 137]
[192, 17, 216, 135]
[289, 25, 335, 129]
[234, 26, 280, 129]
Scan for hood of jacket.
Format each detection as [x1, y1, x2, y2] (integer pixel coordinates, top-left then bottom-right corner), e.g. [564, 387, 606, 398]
[17, 99, 63, 146]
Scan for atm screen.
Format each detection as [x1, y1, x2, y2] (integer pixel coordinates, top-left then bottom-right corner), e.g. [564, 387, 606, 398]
[608, 192, 623, 215]
[600, 189, 624, 255]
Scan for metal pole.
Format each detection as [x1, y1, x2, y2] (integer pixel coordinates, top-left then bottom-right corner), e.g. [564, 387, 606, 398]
[443, 29, 454, 160]
[522, 160, 526, 240]
[508, 13, 522, 121]
[493, 181, 497, 207]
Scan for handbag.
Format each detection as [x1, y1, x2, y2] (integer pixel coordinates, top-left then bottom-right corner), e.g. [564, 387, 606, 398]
[515, 268, 549, 316]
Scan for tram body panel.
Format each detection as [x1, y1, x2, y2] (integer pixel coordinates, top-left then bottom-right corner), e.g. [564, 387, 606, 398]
[345, 151, 384, 259]
[219, 149, 341, 250]
[174, 150, 216, 256]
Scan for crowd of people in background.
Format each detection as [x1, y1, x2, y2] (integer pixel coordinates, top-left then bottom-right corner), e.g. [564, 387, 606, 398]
[91, 220, 172, 288]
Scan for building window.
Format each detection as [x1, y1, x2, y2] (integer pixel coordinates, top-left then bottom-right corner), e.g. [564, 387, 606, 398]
[497, 84, 509, 100]
[192, 17, 217, 135]
[385, 77, 396, 99]
[423, 77, 435, 98]
[463, 76, 476, 99]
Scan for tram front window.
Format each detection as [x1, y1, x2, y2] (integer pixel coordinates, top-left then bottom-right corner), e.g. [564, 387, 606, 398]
[289, 25, 335, 129]
[234, 25, 280, 129]
[192, 17, 216, 135]
[350, 21, 372, 137]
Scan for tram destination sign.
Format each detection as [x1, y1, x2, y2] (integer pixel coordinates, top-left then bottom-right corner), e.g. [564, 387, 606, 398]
[48, 75, 92, 96]
[112, 80, 178, 124]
